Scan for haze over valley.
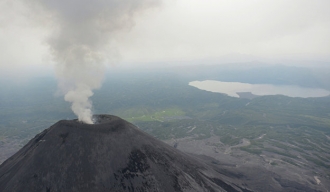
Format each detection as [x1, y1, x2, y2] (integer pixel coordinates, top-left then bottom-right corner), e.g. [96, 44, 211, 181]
[1, 0, 330, 191]
[1, 64, 330, 191]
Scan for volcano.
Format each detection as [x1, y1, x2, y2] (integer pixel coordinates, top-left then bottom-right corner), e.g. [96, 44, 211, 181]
[0, 115, 252, 192]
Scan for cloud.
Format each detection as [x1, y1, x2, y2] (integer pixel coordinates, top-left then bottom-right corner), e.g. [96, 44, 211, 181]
[0, 0, 329, 72]
[117, 0, 330, 63]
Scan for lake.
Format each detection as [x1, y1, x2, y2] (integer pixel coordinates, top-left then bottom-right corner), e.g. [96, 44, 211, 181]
[189, 80, 330, 98]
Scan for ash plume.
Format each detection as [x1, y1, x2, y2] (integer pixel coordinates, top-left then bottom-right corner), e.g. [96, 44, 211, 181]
[28, 0, 160, 124]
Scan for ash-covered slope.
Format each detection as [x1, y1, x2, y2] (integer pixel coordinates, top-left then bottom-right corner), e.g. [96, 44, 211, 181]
[0, 115, 250, 192]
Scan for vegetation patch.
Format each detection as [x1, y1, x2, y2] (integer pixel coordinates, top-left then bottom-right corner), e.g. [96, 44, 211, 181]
[122, 107, 185, 122]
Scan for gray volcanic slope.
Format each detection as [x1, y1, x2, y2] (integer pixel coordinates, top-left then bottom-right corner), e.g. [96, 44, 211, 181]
[0, 115, 252, 192]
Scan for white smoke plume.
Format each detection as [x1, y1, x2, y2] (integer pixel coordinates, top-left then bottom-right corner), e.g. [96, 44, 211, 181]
[26, 0, 161, 123]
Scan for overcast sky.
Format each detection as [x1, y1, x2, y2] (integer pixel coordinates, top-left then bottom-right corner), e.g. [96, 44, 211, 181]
[0, 0, 329, 73]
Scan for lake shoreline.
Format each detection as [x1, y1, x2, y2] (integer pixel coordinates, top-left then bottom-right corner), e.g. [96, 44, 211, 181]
[189, 80, 330, 98]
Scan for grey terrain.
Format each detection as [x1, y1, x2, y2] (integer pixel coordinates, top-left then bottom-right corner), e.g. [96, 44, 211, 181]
[0, 115, 252, 192]
[1, 66, 330, 191]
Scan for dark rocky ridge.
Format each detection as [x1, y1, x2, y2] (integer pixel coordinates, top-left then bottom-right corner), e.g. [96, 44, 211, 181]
[0, 115, 251, 192]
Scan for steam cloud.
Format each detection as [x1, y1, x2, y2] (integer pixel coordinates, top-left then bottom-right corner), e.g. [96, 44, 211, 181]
[28, 0, 160, 123]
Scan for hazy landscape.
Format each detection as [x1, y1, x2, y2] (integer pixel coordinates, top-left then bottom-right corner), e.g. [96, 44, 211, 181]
[1, 64, 330, 191]
[1, 0, 330, 191]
